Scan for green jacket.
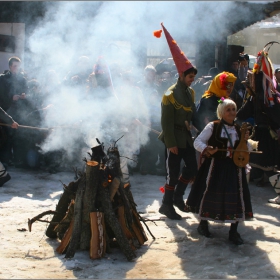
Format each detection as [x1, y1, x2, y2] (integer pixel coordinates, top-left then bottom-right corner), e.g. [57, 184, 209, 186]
[158, 79, 196, 148]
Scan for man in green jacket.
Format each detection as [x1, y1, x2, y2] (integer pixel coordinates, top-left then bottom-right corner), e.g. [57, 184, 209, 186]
[154, 23, 198, 219]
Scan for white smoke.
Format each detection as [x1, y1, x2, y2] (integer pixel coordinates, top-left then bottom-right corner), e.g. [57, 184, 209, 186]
[26, 1, 246, 165]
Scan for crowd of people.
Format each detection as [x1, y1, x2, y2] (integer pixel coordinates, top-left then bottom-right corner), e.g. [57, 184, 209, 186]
[0, 23, 279, 246]
[0, 54, 178, 183]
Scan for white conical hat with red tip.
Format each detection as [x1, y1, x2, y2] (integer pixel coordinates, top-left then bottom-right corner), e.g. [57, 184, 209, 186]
[153, 22, 194, 75]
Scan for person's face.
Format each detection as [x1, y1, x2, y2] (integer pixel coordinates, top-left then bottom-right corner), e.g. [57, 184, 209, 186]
[32, 85, 40, 94]
[161, 72, 171, 81]
[181, 72, 196, 87]
[231, 62, 239, 72]
[222, 104, 236, 124]
[225, 82, 234, 96]
[145, 71, 156, 84]
[77, 61, 90, 73]
[9, 61, 20, 74]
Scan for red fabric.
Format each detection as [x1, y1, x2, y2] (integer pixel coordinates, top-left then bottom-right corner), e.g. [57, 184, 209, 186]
[219, 73, 228, 90]
[160, 23, 194, 74]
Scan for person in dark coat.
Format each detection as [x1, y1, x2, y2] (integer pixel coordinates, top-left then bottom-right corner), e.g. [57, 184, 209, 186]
[0, 106, 19, 186]
[0, 56, 28, 166]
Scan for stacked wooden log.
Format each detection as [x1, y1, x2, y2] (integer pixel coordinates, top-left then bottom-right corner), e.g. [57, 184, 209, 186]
[28, 139, 152, 261]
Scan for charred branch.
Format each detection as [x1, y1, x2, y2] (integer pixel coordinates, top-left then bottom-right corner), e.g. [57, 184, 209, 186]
[28, 210, 58, 232]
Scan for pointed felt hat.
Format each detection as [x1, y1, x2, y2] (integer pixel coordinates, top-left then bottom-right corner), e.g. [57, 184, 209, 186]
[154, 22, 194, 75]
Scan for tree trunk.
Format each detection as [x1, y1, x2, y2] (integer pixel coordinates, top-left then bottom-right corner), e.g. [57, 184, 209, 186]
[56, 219, 74, 254]
[80, 161, 100, 250]
[65, 175, 86, 259]
[98, 181, 136, 261]
[89, 211, 106, 259]
[46, 177, 82, 238]
[54, 200, 75, 240]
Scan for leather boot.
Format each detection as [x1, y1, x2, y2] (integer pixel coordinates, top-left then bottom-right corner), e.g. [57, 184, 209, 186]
[229, 222, 243, 245]
[197, 220, 212, 238]
[159, 184, 182, 220]
[173, 180, 188, 212]
[229, 231, 244, 245]
[159, 203, 182, 220]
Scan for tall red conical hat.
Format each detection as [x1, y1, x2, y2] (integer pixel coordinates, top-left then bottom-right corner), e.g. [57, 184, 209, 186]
[154, 22, 194, 74]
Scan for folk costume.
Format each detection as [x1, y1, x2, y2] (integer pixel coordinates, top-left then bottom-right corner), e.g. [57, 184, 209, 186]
[186, 99, 254, 245]
[194, 72, 237, 133]
[154, 23, 198, 219]
[237, 43, 280, 203]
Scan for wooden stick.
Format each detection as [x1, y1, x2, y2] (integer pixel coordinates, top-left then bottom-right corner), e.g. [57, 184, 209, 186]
[65, 176, 86, 259]
[135, 119, 160, 135]
[0, 122, 81, 131]
[56, 219, 74, 254]
[0, 122, 51, 131]
[46, 177, 81, 238]
[216, 148, 262, 154]
[28, 210, 58, 232]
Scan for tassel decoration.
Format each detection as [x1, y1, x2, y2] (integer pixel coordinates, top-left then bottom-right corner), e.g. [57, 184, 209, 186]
[219, 73, 228, 90]
[153, 29, 162, 38]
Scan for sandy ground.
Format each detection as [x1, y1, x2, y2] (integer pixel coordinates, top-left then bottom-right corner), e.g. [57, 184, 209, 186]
[0, 167, 279, 279]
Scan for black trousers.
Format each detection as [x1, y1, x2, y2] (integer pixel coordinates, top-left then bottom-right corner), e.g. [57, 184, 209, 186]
[165, 142, 198, 187]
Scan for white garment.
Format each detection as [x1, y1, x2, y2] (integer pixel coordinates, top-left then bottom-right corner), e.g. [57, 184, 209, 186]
[194, 122, 254, 157]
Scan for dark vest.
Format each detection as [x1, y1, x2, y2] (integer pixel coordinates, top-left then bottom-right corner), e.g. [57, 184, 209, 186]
[208, 120, 241, 159]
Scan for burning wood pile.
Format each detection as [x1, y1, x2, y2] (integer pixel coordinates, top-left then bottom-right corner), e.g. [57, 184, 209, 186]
[28, 138, 154, 261]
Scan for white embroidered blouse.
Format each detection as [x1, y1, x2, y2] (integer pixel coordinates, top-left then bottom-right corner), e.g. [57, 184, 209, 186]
[194, 122, 253, 157]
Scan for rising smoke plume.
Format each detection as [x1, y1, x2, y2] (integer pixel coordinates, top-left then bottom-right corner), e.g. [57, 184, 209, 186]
[25, 1, 256, 167]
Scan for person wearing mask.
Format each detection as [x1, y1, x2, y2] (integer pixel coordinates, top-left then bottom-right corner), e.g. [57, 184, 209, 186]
[237, 46, 280, 202]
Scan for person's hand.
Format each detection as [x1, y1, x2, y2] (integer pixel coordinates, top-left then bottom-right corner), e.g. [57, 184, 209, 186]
[169, 146, 178, 155]
[240, 60, 248, 67]
[204, 146, 218, 157]
[71, 75, 80, 83]
[11, 122, 19, 129]
[42, 104, 54, 110]
[204, 116, 210, 125]
[132, 119, 142, 125]
[19, 93, 26, 99]
[13, 95, 21, 101]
